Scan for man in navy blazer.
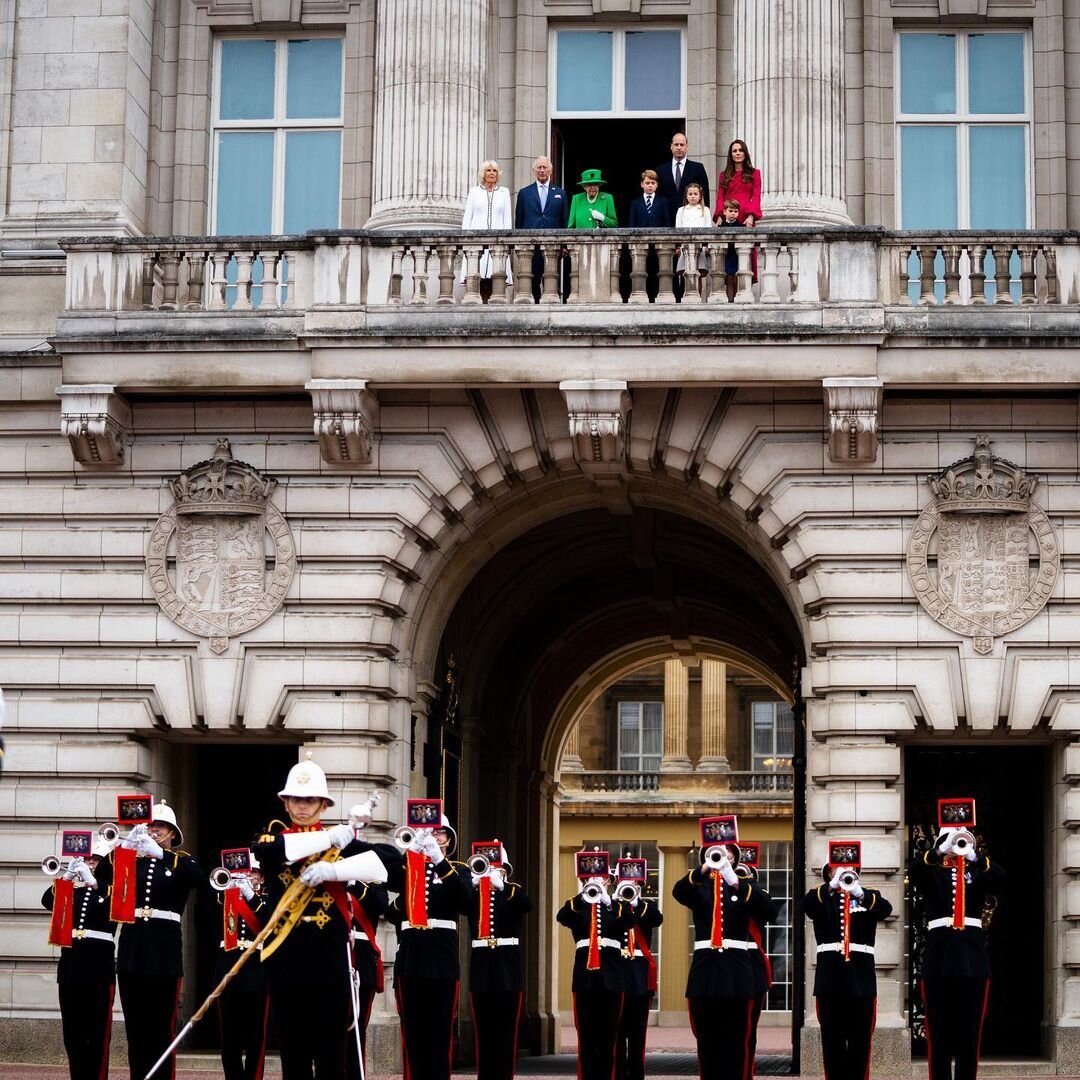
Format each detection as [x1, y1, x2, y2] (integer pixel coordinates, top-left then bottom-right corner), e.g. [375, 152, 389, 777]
[515, 156, 569, 300]
[655, 132, 710, 212]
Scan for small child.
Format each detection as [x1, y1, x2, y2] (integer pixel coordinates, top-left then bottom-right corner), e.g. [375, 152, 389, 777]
[719, 198, 744, 302]
[674, 182, 712, 295]
[628, 169, 672, 227]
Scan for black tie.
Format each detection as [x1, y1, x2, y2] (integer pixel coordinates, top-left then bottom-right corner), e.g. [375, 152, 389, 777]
[675, 161, 683, 189]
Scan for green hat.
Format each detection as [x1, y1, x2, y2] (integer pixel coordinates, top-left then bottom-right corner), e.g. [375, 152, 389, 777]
[577, 168, 606, 187]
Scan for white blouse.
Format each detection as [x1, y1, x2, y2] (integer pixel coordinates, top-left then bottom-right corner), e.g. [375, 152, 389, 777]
[675, 204, 711, 229]
[461, 185, 513, 231]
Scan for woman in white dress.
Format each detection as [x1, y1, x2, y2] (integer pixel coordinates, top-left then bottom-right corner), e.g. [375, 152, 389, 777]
[674, 182, 712, 297]
[459, 159, 513, 295]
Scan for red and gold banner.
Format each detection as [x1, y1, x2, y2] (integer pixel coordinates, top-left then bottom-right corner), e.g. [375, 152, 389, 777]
[587, 902, 601, 971]
[48, 879, 75, 948]
[405, 849, 429, 928]
[222, 888, 262, 951]
[477, 876, 492, 939]
[710, 873, 724, 948]
[110, 846, 137, 924]
[950, 855, 966, 929]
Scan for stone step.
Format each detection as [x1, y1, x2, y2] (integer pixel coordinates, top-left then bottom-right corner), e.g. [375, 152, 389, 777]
[913, 1061, 1054, 1078]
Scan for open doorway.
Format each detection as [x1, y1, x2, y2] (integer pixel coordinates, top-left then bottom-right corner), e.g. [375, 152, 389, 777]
[552, 118, 686, 224]
[905, 745, 1046, 1059]
[189, 741, 300, 1051]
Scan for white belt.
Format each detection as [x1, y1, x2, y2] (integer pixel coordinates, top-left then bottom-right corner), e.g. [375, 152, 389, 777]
[219, 939, 254, 950]
[135, 908, 181, 923]
[350, 930, 370, 942]
[928, 917, 982, 931]
[817, 942, 875, 956]
[403, 919, 457, 931]
[576, 938, 621, 951]
[472, 937, 520, 948]
[693, 939, 753, 951]
[73, 929, 115, 944]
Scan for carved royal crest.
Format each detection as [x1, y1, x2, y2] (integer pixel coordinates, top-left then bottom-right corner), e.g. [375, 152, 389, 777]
[146, 439, 296, 653]
[907, 435, 1059, 654]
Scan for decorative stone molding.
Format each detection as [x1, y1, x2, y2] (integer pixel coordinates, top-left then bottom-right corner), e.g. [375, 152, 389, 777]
[57, 385, 132, 466]
[306, 380, 379, 465]
[822, 377, 882, 463]
[906, 435, 1059, 655]
[146, 439, 296, 654]
[560, 380, 631, 467]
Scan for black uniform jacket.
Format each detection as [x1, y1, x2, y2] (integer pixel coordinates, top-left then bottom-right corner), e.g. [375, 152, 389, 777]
[253, 829, 400, 987]
[213, 891, 269, 994]
[103, 848, 203, 978]
[748, 890, 774, 998]
[466, 879, 532, 993]
[909, 849, 1005, 978]
[673, 866, 778, 999]
[386, 857, 474, 980]
[42, 883, 116, 984]
[621, 897, 663, 998]
[556, 895, 636, 994]
[803, 884, 892, 998]
[348, 881, 390, 989]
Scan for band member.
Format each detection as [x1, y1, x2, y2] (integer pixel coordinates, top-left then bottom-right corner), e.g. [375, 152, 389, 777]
[557, 848, 636, 1080]
[103, 800, 203, 1080]
[803, 840, 892, 1080]
[736, 843, 774, 1070]
[386, 801, 473, 1080]
[214, 854, 269, 1080]
[467, 841, 532, 1080]
[614, 857, 662, 1080]
[346, 877, 390, 1080]
[673, 816, 777, 1080]
[41, 838, 117, 1080]
[910, 798, 1005, 1080]
[252, 757, 398, 1080]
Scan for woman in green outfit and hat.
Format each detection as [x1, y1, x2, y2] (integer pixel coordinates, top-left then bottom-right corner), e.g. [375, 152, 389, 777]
[567, 168, 618, 229]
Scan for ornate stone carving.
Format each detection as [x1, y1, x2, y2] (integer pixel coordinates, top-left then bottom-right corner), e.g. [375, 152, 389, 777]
[823, 377, 882, 463]
[146, 439, 296, 654]
[907, 435, 1059, 654]
[560, 379, 631, 466]
[306, 379, 379, 465]
[57, 385, 131, 466]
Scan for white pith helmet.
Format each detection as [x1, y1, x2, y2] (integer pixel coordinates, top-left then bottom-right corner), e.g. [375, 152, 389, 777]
[437, 813, 457, 856]
[499, 842, 512, 878]
[277, 753, 335, 806]
[91, 838, 113, 859]
[151, 800, 183, 846]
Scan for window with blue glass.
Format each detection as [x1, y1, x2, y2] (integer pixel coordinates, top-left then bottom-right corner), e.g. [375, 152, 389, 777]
[212, 36, 343, 235]
[896, 31, 1030, 300]
[552, 27, 684, 116]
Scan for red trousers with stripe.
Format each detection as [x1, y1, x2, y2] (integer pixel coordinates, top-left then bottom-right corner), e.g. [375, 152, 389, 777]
[816, 995, 876, 1080]
[921, 977, 990, 1080]
[689, 996, 754, 1080]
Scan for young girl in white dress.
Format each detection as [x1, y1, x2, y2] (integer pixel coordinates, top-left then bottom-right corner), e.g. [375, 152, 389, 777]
[674, 182, 711, 295]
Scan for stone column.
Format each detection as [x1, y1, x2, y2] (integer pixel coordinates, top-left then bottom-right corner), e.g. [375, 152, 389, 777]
[697, 657, 730, 772]
[561, 722, 584, 773]
[366, 0, 488, 229]
[733, 0, 851, 226]
[661, 658, 692, 772]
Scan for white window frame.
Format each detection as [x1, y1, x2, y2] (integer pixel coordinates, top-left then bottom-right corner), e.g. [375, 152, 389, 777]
[616, 700, 663, 773]
[210, 33, 345, 235]
[894, 28, 1033, 229]
[548, 25, 687, 119]
[750, 700, 793, 773]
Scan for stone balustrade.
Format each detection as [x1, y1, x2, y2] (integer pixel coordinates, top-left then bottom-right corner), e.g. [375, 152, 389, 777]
[59, 228, 1080, 314]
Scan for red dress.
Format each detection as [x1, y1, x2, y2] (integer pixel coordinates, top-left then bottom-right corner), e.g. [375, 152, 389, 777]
[715, 168, 762, 280]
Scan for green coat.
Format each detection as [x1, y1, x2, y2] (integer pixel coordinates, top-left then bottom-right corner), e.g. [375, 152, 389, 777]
[567, 192, 618, 229]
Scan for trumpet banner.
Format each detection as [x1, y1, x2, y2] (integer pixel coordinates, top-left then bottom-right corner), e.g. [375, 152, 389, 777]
[109, 846, 138, 924]
[48, 879, 75, 947]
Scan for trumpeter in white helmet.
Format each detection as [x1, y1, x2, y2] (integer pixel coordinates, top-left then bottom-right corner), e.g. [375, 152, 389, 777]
[149, 800, 183, 848]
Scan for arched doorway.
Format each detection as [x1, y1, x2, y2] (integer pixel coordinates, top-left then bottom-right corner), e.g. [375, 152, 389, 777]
[418, 501, 805, 1058]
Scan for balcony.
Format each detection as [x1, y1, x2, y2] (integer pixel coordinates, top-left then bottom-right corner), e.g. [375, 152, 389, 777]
[52, 227, 1080, 392]
[562, 769, 794, 807]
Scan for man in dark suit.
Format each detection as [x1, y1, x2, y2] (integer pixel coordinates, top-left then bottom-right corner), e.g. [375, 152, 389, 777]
[655, 132, 710, 209]
[514, 155, 569, 300]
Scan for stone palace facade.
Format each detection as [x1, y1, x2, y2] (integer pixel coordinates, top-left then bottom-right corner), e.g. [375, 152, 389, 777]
[3, 0, 1080, 1072]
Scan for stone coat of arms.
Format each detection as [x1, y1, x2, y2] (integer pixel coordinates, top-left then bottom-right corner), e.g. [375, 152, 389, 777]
[907, 435, 1059, 654]
[146, 439, 296, 653]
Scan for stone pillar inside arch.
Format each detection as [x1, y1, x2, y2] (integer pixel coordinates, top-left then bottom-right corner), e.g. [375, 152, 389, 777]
[366, 0, 488, 229]
[697, 658, 730, 772]
[561, 721, 584, 773]
[733, 0, 851, 226]
[661, 658, 692, 773]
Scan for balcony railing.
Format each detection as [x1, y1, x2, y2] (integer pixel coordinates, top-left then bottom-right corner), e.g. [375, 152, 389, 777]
[579, 771, 661, 792]
[565, 769, 793, 795]
[59, 228, 1079, 314]
[728, 770, 794, 793]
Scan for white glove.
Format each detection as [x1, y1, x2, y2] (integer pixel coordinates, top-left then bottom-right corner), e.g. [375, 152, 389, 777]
[936, 828, 959, 854]
[471, 873, 484, 887]
[489, 871, 504, 891]
[847, 881, 865, 900]
[138, 835, 164, 860]
[629, 896, 639, 908]
[829, 868, 845, 892]
[590, 209, 605, 223]
[61, 857, 81, 882]
[964, 845, 977, 863]
[121, 824, 147, 850]
[417, 832, 442, 862]
[238, 877, 255, 901]
[76, 861, 97, 888]
[299, 861, 337, 887]
[348, 802, 374, 829]
[719, 860, 739, 887]
[599, 886, 612, 907]
[327, 823, 355, 850]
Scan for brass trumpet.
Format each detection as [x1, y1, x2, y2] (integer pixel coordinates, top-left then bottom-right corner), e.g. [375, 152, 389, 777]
[614, 881, 641, 904]
[581, 881, 606, 905]
[838, 869, 861, 891]
[703, 844, 733, 869]
[209, 866, 253, 892]
[951, 829, 976, 856]
[41, 855, 63, 876]
[393, 825, 421, 851]
[467, 852, 490, 876]
[98, 822, 120, 846]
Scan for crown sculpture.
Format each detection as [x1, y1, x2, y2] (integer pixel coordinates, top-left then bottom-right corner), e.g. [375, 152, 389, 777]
[169, 438, 276, 515]
[929, 434, 1035, 515]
